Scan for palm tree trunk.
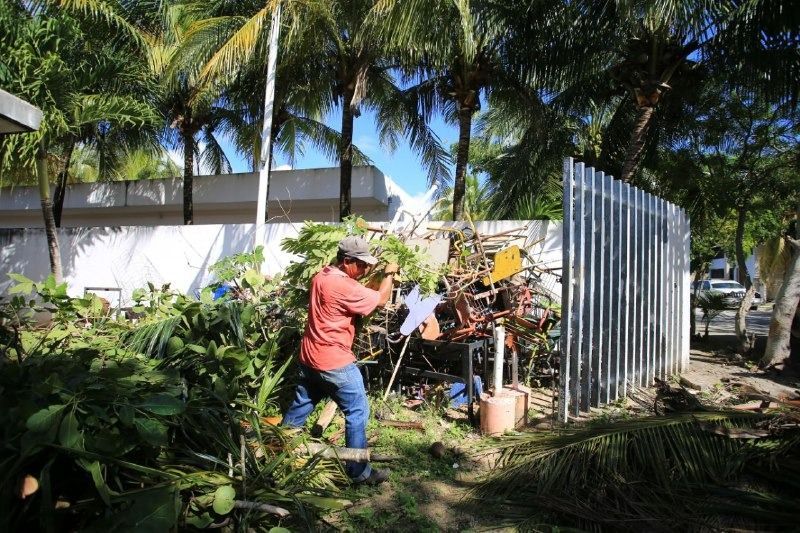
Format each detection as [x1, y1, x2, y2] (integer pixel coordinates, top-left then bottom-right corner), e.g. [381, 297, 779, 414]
[734, 205, 753, 352]
[183, 128, 194, 226]
[620, 106, 654, 183]
[53, 137, 76, 228]
[339, 90, 355, 221]
[452, 107, 473, 221]
[36, 139, 63, 283]
[762, 204, 800, 368]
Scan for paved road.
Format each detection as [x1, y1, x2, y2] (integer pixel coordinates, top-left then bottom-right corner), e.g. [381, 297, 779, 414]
[695, 306, 771, 337]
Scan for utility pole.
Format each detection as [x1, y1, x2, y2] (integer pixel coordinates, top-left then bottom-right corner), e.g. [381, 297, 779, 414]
[255, 2, 282, 249]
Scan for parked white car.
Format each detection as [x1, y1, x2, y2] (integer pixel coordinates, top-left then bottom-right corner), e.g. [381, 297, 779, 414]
[692, 279, 763, 310]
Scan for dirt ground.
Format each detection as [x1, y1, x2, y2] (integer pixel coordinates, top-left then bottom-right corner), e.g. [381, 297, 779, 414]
[686, 305, 800, 401]
[322, 306, 799, 532]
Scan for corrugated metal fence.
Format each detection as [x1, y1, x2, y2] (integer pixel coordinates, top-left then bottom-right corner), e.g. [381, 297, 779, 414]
[559, 158, 691, 421]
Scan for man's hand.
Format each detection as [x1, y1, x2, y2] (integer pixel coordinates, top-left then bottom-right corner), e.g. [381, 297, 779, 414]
[376, 263, 399, 307]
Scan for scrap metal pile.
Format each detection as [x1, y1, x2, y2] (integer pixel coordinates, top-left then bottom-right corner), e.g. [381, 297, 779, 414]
[355, 222, 561, 419]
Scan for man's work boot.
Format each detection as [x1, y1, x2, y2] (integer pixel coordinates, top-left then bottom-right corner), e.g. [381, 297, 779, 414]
[358, 468, 390, 486]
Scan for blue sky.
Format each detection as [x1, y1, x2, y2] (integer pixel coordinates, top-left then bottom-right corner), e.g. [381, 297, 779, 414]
[219, 108, 459, 197]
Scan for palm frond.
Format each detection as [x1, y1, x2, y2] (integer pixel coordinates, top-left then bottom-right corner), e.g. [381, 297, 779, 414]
[54, 0, 150, 49]
[198, 127, 232, 175]
[124, 315, 182, 358]
[473, 411, 800, 530]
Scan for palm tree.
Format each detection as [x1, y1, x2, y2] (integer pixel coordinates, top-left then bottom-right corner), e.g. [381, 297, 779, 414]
[153, 6, 239, 225]
[549, 0, 799, 184]
[468, 82, 574, 220]
[369, 0, 515, 220]
[180, 0, 449, 221]
[432, 175, 491, 221]
[0, 5, 158, 280]
[181, 13, 372, 177]
[69, 145, 180, 182]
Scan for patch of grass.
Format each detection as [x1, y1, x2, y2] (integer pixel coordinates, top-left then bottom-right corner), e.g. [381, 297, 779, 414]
[343, 490, 439, 532]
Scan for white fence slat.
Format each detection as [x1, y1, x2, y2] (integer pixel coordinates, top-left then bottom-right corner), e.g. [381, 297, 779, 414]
[560, 159, 690, 421]
[559, 159, 575, 420]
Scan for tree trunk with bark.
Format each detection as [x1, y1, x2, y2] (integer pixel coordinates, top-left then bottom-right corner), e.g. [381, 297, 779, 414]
[690, 268, 707, 339]
[452, 107, 473, 221]
[762, 234, 800, 367]
[735, 286, 757, 354]
[733, 205, 753, 352]
[339, 89, 355, 222]
[620, 106, 654, 183]
[36, 139, 63, 283]
[734, 206, 750, 288]
[182, 125, 194, 226]
[53, 137, 76, 228]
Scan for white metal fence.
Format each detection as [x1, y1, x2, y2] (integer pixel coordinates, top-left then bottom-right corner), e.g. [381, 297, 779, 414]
[559, 158, 691, 421]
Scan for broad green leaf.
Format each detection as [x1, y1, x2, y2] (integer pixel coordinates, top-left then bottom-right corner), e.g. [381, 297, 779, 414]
[212, 485, 236, 515]
[26, 405, 66, 433]
[269, 528, 292, 533]
[138, 394, 184, 416]
[295, 494, 351, 509]
[8, 280, 34, 295]
[134, 418, 168, 447]
[7, 272, 33, 284]
[58, 411, 83, 449]
[243, 269, 264, 288]
[118, 404, 134, 426]
[240, 305, 254, 326]
[199, 287, 215, 304]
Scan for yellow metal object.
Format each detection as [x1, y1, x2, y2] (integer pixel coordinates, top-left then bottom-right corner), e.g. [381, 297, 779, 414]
[482, 245, 522, 285]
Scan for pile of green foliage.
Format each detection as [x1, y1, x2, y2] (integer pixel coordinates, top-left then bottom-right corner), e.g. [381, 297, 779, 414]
[0, 217, 442, 531]
[0, 271, 345, 531]
[281, 216, 443, 309]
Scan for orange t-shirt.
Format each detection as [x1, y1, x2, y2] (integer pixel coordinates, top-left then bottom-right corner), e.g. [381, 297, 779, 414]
[300, 266, 380, 371]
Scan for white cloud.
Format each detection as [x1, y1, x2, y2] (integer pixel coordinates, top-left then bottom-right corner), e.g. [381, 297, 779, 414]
[385, 174, 437, 219]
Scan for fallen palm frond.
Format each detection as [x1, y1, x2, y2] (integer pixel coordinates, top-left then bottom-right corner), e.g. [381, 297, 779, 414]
[473, 412, 800, 531]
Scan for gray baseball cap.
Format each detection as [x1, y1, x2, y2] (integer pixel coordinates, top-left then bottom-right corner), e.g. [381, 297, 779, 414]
[338, 235, 379, 265]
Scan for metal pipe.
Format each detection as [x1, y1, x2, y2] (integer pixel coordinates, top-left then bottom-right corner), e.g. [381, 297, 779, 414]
[493, 323, 505, 395]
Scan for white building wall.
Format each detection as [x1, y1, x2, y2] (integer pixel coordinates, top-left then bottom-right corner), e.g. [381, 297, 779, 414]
[0, 221, 562, 306]
[0, 166, 393, 228]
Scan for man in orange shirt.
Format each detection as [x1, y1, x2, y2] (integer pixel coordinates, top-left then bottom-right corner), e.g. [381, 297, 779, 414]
[283, 236, 398, 485]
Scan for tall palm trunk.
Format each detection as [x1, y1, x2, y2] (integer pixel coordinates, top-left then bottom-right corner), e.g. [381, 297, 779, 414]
[182, 124, 194, 226]
[762, 205, 800, 368]
[620, 106, 654, 183]
[36, 139, 63, 283]
[339, 89, 355, 221]
[452, 107, 473, 221]
[53, 137, 76, 228]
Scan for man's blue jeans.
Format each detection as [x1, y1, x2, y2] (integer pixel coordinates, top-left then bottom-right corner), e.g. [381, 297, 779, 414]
[282, 363, 372, 481]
